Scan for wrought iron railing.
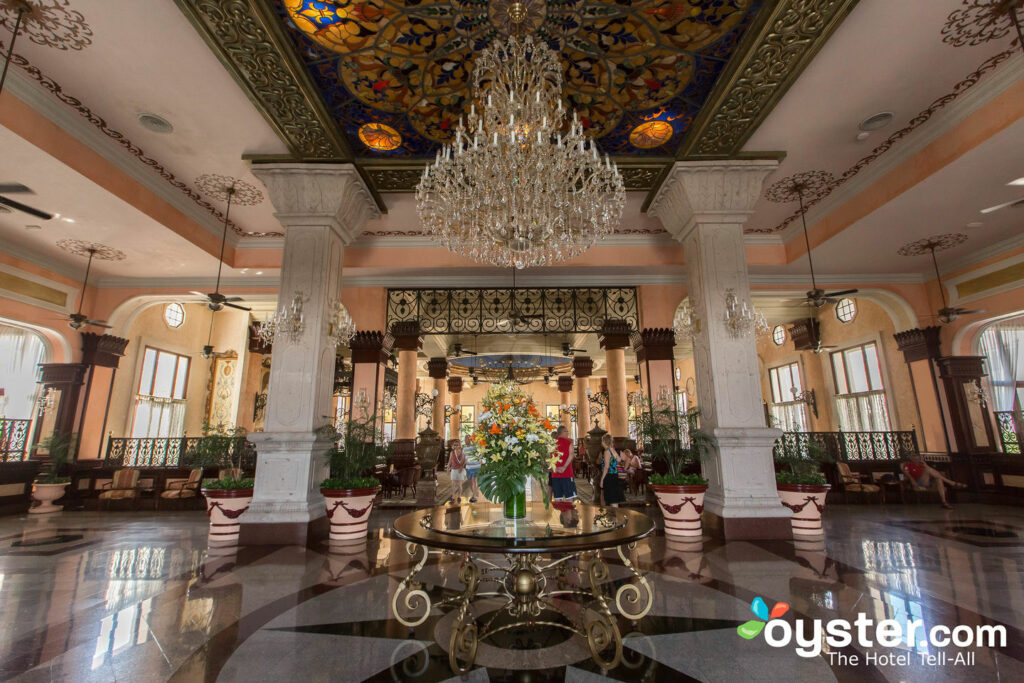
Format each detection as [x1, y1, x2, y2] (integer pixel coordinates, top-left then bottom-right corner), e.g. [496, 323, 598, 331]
[774, 430, 919, 463]
[105, 436, 256, 469]
[0, 418, 31, 462]
[996, 411, 1021, 454]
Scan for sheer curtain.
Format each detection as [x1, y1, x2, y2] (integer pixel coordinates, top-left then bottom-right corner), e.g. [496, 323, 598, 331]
[0, 324, 46, 419]
[979, 322, 1024, 412]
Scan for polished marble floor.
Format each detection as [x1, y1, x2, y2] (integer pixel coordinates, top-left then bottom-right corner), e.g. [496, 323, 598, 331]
[1, 503, 1023, 682]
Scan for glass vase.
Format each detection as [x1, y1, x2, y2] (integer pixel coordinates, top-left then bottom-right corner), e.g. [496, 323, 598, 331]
[503, 489, 527, 519]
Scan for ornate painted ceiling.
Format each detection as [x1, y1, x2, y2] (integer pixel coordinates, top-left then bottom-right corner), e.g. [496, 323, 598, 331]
[176, 0, 859, 197]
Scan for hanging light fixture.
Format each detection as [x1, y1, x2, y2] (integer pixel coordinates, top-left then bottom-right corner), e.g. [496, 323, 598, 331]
[673, 299, 700, 339]
[416, 34, 625, 269]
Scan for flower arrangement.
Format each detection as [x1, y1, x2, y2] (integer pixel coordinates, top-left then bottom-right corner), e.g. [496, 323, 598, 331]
[474, 381, 560, 512]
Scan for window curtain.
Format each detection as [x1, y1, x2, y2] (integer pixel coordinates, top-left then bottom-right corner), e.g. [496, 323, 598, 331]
[0, 325, 46, 419]
[979, 322, 1024, 412]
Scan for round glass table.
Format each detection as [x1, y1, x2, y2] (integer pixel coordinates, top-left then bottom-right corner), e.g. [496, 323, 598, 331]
[391, 503, 655, 672]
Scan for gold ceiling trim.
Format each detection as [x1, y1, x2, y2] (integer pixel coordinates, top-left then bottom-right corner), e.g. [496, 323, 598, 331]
[955, 261, 1024, 300]
[174, 0, 350, 159]
[677, 0, 861, 159]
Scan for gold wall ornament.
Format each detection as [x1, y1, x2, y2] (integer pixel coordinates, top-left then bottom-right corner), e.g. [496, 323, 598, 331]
[680, 0, 861, 159]
[174, 0, 347, 159]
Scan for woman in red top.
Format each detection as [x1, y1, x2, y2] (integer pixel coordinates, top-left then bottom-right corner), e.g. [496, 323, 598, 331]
[900, 453, 965, 509]
[551, 426, 577, 501]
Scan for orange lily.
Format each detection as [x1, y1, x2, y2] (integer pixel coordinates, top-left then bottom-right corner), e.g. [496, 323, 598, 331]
[489, 423, 501, 434]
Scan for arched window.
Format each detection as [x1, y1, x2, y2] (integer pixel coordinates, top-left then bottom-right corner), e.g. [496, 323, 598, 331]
[0, 323, 47, 419]
[978, 317, 1024, 453]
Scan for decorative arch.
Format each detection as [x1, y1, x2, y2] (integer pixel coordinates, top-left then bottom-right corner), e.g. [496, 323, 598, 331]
[0, 315, 68, 364]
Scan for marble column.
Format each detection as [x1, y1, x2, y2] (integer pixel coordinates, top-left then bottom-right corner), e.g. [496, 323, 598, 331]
[599, 320, 631, 446]
[448, 376, 463, 437]
[391, 322, 421, 468]
[428, 358, 447, 436]
[557, 376, 573, 431]
[243, 163, 380, 546]
[633, 328, 677, 408]
[573, 357, 593, 434]
[348, 331, 390, 423]
[648, 159, 790, 540]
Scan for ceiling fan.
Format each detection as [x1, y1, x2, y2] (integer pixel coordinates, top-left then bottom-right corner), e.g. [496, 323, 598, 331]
[922, 239, 986, 324]
[450, 342, 478, 357]
[980, 196, 1024, 215]
[191, 185, 251, 312]
[0, 184, 53, 220]
[561, 341, 586, 356]
[497, 268, 541, 331]
[61, 247, 110, 330]
[785, 181, 858, 307]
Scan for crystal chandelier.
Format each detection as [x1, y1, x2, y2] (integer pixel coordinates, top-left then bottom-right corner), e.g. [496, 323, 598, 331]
[673, 299, 700, 339]
[723, 289, 769, 338]
[416, 35, 625, 269]
[326, 299, 356, 348]
[256, 292, 305, 345]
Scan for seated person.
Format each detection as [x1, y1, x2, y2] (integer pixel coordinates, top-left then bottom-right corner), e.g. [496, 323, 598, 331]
[621, 449, 642, 474]
[900, 453, 965, 509]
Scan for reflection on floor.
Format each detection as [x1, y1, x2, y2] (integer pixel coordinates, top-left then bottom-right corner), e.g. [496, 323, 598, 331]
[1, 504, 1024, 681]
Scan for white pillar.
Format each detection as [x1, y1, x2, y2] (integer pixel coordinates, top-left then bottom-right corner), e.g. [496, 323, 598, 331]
[649, 160, 790, 540]
[242, 163, 380, 545]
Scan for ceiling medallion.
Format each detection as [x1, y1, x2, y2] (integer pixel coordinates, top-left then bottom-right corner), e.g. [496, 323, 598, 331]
[0, 0, 92, 51]
[194, 174, 264, 206]
[490, 0, 546, 35]
[763, 170, 836, 204]
[416, 35, 625, 269]
[629, 120, 674, 149]
[358, 122, 402, 151]
[941, 0, 1024, 52]
[897, 233, 968, 257]
[55, 238, 126, 261]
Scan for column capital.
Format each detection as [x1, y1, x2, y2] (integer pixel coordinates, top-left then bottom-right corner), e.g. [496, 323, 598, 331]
[598, 319, 632, 350]
[632, 328, 676, 362]
[447, 376, 463, 394]
[894, 326, 943, 362]
[250, 162, 380, 244]
[390, 321, 422, 351]
[557, 376, 573, 393]
[647, 159, 779, 242]
[80, 332, 129, 368]
[427, 357, 448, 379]
[349, 330, 391, 363]
[572, 356, 593, 378]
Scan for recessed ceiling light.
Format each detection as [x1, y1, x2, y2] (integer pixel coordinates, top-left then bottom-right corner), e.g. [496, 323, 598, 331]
[859, 112, 894, 131]
[1008, 177, 1024, 186]
[137, 112, 174, 134]
[966, 221, 984, 228]
[255, 271, 263, 275]
[240, 268, 248, 273]
[61, 217, 75, 223]
[855, 131, 871, 141]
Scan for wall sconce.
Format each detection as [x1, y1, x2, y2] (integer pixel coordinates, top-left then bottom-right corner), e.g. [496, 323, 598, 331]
[792, 387, 818, 419]
[723, 289, 769, 339]
[587, 387, 608, 416]
[326, 299, 357, 348]
[561, 404, 578, 423]
[36, 387, 57, 415]
[673, 299, 701, 338]
[415, 389, 439, 419]
[444, 404, 462, 424]
[257, 291, 306, 345]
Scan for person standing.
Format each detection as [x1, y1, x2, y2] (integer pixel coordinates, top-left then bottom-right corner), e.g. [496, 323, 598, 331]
[551, 426, 577, 501]
[463, 434, 481, 503]
[600, 433, 626, 507]
[447, 438, 467, 505]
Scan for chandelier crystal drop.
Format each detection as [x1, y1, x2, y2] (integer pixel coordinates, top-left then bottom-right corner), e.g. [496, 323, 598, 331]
[416, 35, 626, 269]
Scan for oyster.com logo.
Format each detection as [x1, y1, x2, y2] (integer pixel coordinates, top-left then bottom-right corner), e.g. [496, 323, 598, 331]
[737, 596, 1005, 664]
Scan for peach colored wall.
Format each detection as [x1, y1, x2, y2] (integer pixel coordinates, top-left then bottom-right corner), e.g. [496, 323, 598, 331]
[342, 286, 387, 331]
[638, 284, 687, 329]
[755, 298, 917, 432]
[0, 252, 86, 362]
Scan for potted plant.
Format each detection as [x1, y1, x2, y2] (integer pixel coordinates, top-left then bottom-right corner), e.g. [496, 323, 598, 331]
[638, 404, 716, 537]
[30, 432, 74, 514]
[319, 410, 384, 544]
[185, 421, 247, 477]
[774, 438, 833, 536]
[201, 476, 254, 544]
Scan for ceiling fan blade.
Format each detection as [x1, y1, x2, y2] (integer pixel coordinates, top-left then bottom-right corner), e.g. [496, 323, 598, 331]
[189, 291, 209, 298]
[956, 308, 986, 315]
[0, 195, 53, 220]
[0, 183, 31, 193]
[223, 302, 252, 312]
[824, 289, 858, 297]
[225, 296, 245, 302]
[86, 320, 112, 329]
[980, 197, 1024, 214]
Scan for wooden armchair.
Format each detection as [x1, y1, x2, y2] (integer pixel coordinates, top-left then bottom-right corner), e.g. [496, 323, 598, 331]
[836, 463, 883, 503]
[157, 468, 203, 510]
[397, 465, 421, 499]
[99, 469, 141, 510]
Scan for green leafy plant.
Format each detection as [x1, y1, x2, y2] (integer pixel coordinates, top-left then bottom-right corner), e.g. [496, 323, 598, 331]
[635, 400, 715, 477]
[776, 471, 828, 486]
[774, 437, 834, 479]
[648, 472, 708, 486]
[319, 408, 386, 491]
[184, 421, 248, 469]
[202, 477, 255, 491]
[33, 432, 74, 484]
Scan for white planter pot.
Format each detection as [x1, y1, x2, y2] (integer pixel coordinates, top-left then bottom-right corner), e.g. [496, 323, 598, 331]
[777, 484, 831, 536]
[651, 484, 708, 537]
[30, 482, 69, 514]
[322, 486, 380, 542]
[202, 489, 253, 544]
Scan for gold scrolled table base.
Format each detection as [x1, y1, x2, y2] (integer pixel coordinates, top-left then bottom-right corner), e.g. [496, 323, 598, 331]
[391, 503, 655, 673]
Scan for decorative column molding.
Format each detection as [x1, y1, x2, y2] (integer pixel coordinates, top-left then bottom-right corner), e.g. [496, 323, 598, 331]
[650, 160, 790, 540]
[893, 326, 949, 454]
[349, 331, 391, 421]
[573, 357, 593, 432]
[599, 319, 631, 442]
[77, 333, 129, 461]
[242, 163, 379, 546]
[428, 357, 448, 433]
[391, 321, 422, 467]
[632, 328, 677, 408]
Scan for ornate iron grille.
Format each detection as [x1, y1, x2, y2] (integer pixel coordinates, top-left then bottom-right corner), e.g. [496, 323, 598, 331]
[996, 412, 1021, 454]
[386, 287, 638, 334]
[105, 436, 256, 469]
[773, 430, 919, 462]
[0, 419, 30, 462]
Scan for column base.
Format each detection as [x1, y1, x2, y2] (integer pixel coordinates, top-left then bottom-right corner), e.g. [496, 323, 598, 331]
[239, 509, 329, 546]
[702, 509, 792, 540]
